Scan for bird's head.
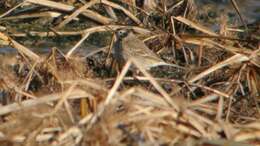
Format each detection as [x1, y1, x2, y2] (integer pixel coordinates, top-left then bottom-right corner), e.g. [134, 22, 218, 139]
[115, 29, 130, 40]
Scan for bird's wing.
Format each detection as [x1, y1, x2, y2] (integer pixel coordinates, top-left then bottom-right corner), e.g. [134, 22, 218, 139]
[122, 33, 185, 70]
[122, 32, 163, 62]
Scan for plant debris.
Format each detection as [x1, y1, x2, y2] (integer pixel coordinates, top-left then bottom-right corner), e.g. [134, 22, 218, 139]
[0, 0, 259, 145]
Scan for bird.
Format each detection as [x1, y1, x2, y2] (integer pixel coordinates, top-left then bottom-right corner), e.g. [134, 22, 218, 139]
[112, 29, 185, 70]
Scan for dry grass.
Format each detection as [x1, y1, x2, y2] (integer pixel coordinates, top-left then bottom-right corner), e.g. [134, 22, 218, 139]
[0, 0, 259, 145]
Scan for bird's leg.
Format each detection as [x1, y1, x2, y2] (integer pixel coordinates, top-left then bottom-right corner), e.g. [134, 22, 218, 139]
[116, 62, 121, 77]
[109, 58, 117, 77]
[109, 58, 122, 77]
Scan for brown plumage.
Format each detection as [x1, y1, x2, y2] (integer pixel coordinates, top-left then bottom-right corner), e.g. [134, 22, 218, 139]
[113, 29, 185, 70]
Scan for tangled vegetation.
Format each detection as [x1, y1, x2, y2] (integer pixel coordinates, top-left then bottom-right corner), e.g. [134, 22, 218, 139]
[0, 0, 259, 145]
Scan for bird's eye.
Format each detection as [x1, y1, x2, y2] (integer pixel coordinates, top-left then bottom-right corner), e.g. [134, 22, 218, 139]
[117, 30, 127, 38]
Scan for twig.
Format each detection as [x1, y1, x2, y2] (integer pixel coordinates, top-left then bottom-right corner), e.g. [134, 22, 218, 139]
[0, 1, 25, 18]
[55, 0, 98, 29]
[66, 33, 90, 58]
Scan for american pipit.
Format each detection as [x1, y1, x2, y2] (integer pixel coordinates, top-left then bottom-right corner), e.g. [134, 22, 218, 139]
[112, 29, 185, 70]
